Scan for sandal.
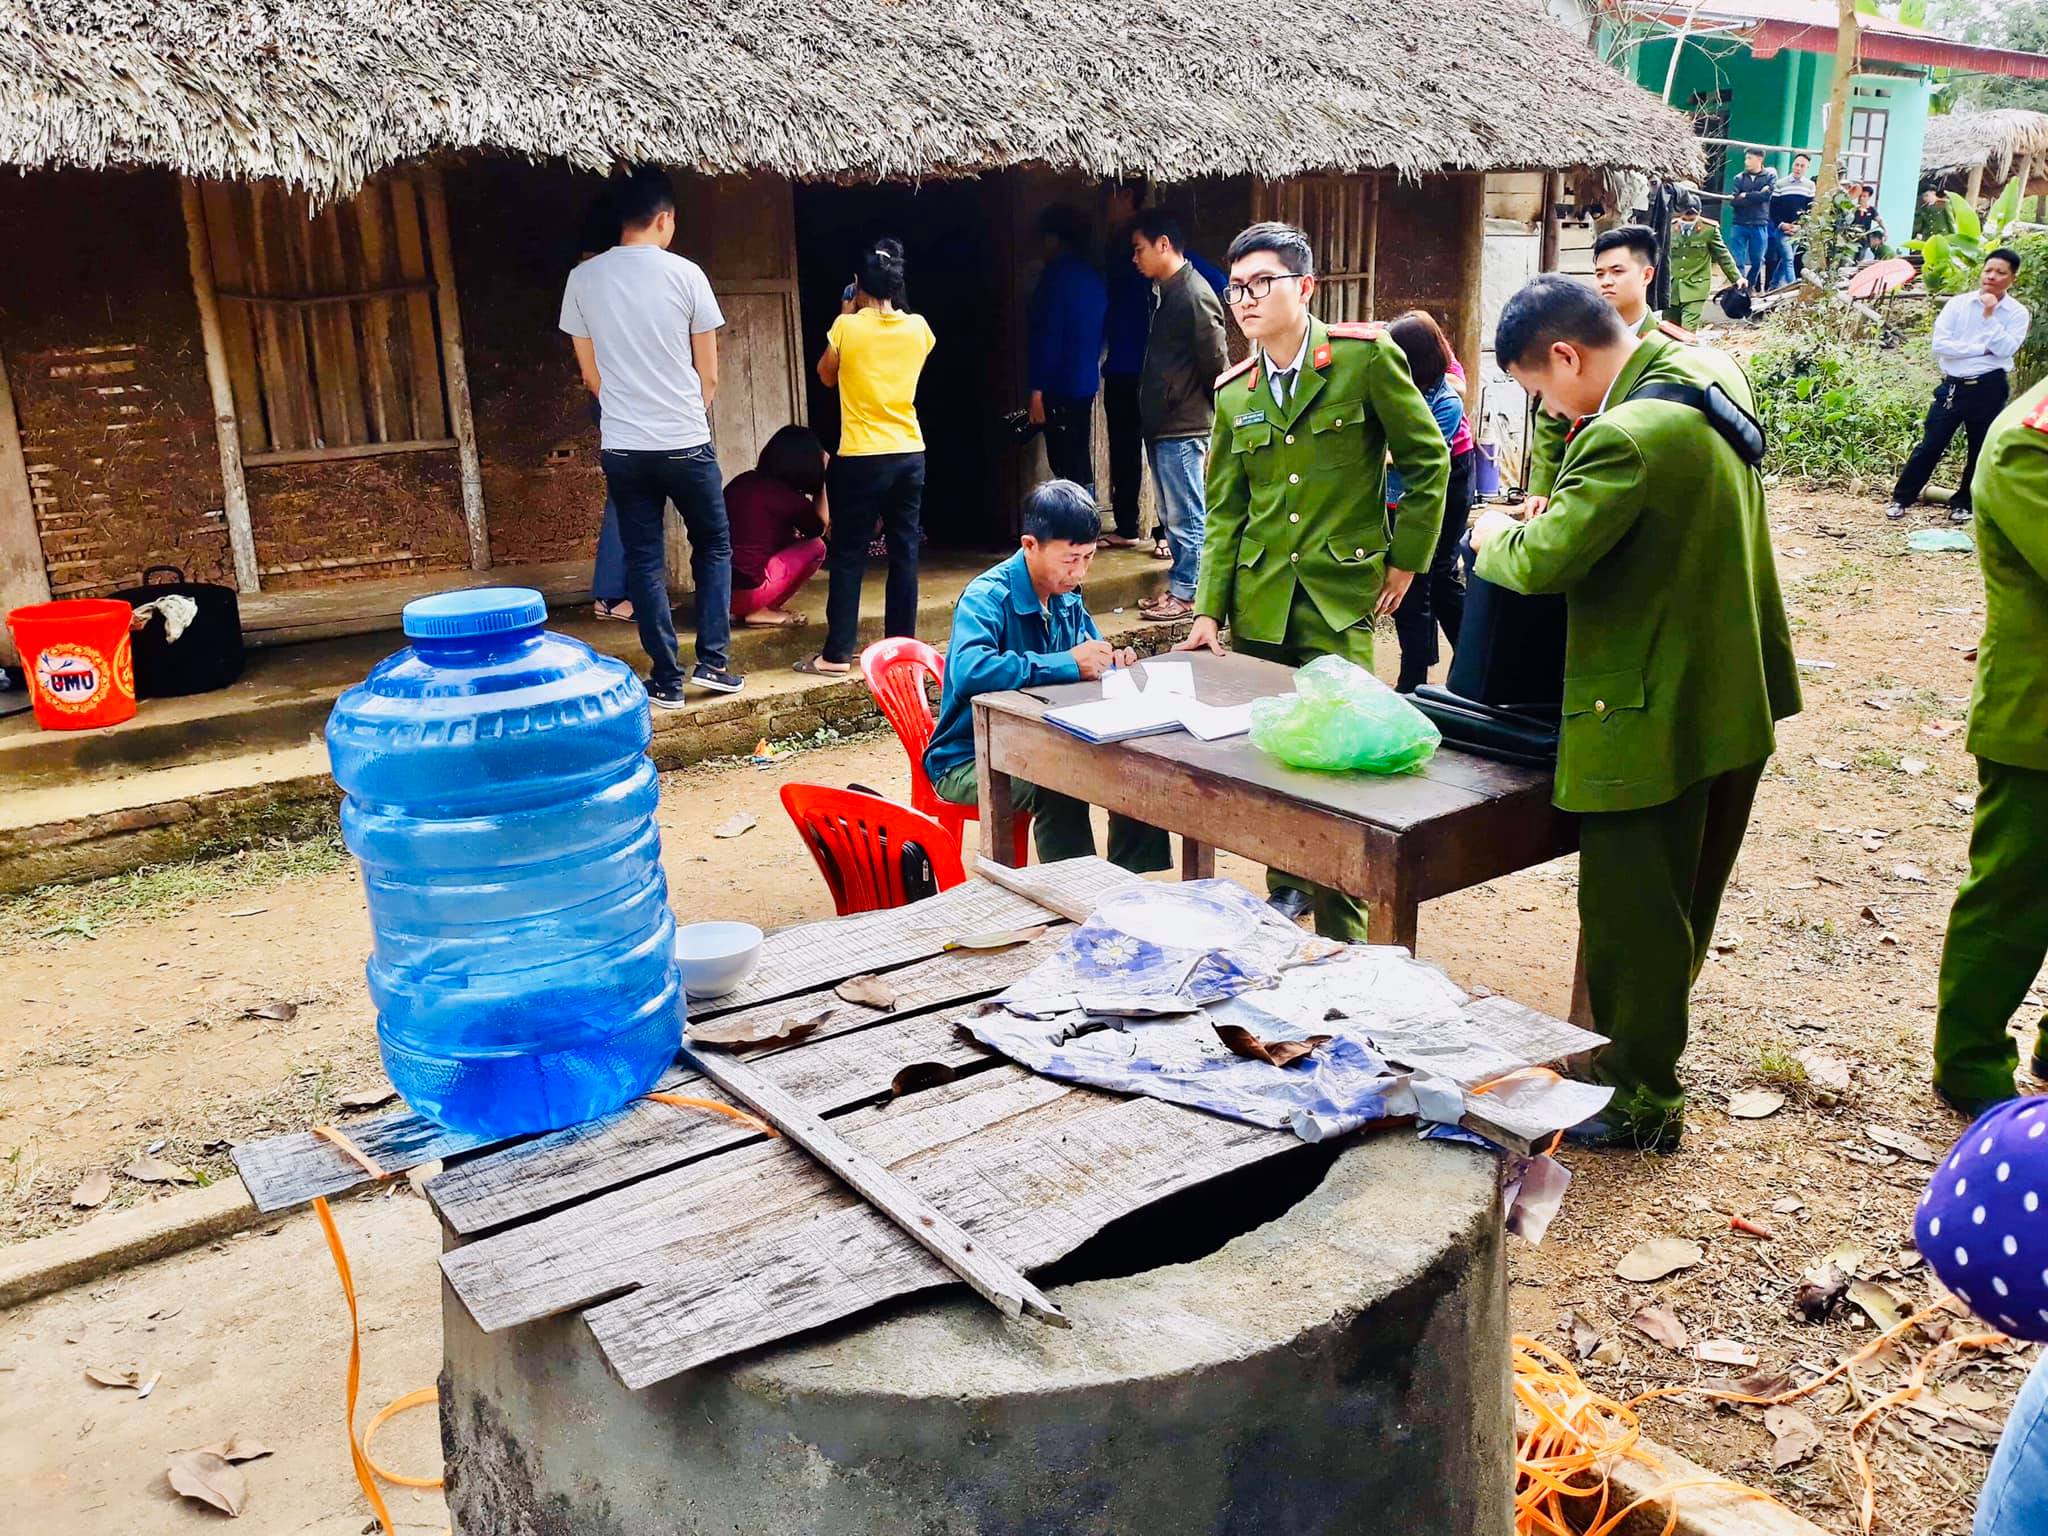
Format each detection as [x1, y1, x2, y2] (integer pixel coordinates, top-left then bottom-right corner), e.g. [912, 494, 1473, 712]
[741, 610, 807, 628]
[594, 600, 636, 622]
[1151, 539, 1171, 559]
[1139, 594, 1194, 622]
[1099, 534, 1140, 550]
[792, 656, 851, 676]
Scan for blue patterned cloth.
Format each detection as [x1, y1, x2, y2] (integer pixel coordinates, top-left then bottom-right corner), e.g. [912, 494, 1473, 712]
[1918, 1098, 2048, 1340]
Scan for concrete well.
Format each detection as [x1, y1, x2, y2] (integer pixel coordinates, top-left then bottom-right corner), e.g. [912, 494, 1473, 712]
[439, 1132, 1510, 1536]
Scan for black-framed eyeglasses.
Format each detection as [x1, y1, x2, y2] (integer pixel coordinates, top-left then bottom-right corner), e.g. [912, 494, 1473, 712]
[1223, 272, 1307, 306]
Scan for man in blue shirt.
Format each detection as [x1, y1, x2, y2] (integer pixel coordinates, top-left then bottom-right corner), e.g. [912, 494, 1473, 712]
[926, 480, 1172, 871]
[1028, 206, 1109, 501]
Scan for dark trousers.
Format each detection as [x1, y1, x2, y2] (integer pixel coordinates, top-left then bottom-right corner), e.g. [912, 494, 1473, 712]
[1934, 758, 2048, 1112]
[1893, 371, 2009, 512]
[822, 451, 926, 664]
[1101, 373, 1144, 538]
[1042, 393, 1097, 500]
[1577, 761, 1766, 1137]
[1392, 448, 1476, 693]
[931, 761, 1170, 874]
[599, 445, 732, 686]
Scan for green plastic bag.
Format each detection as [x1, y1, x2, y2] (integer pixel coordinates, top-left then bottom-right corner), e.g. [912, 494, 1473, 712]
[1248, 655, 1442, 774]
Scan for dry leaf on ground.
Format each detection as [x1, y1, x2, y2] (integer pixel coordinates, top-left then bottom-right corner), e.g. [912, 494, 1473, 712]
[1847, 1278, 1908, 1333]
[190, 1434, 274, 1463]
[1797, 1050, 1852, 1099]
[1924, 719, 1962, 739]
[243, 1000, 297, 1021]
[1631, 1303, 1691, 1351]
[1616, 1237, 1704, 1283]
[890, 1061, 959, 1098]
[1901, 757, 1930, 777]
[1212, 1024, 1330, 1069]
[1693, 1338, 1760, 1368]
[69, 1171, 112, 1208]
[1866, 1124, 1938, 1163]
[689, 1008, 831, 1048]
[1891, 862, 1930, 884]
[1564, 1311, 1604, 1361]
[122, 1156, 197, 1185]
[943, 925, 1048, 952]
[165, 1449, 247, 1516]
[335, 1086, 396, 1110]
[84, 1364, 147, 1388]
[712, 812, 758, 839]
[1729, 1089, 1786, 1119]
[834, 975, 899, 1011]
[1765, 1405, 1823, 1468]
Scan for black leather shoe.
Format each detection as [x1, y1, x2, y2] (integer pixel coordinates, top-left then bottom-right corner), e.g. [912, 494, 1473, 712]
[1266, 887, 1315, 924]
[1563, 1109, 1684, 1154]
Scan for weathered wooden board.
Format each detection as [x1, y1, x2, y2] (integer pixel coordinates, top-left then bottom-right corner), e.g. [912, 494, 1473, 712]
[231, 1112, 488, 1213]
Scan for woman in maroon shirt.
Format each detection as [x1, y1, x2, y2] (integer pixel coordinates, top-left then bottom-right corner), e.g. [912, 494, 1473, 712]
[727, 426, 830, 627]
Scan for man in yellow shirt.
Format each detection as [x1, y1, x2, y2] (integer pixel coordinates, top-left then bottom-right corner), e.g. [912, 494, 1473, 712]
[798, 243, 938, 676]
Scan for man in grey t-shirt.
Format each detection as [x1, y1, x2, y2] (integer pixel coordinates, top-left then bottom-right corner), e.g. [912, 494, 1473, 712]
[560, 166, 740, 703]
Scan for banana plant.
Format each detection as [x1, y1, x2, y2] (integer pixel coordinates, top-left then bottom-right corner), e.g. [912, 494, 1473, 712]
[1913, 178, 2025, 293]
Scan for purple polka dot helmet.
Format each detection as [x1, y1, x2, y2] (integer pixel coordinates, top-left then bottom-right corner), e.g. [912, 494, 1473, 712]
[1917, 1097, 2048, 1341]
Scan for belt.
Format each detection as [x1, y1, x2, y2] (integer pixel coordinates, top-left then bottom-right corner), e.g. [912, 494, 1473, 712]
[1944, 373, 2008, 388]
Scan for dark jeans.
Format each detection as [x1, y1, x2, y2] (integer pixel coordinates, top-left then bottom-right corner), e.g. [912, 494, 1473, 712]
[1102, 373, 1143, 538]
[1892, 371, 2009, 513]
[1042, 393, 1096, 499]
[599, 444, 732, 686]
[823, 451, 926, 664]
[1393, 448, 1476, 692]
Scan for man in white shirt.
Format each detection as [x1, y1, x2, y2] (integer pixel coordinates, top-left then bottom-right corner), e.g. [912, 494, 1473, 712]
[561, 165, 741, 705]
[1888, 247, 2031, 525]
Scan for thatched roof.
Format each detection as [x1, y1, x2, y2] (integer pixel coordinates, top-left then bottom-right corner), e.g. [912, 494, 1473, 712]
[1922, 109, 2048, 180]
[0, 0, 1702, 199]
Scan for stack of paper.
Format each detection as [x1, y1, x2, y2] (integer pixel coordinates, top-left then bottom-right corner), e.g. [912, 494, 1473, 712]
[1043, 660, 1262, 745]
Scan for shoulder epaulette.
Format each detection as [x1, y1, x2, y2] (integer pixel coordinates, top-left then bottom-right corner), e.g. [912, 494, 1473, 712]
[1657, 319, 1697, 344]
[1325, 322, 1384, 341]
[1215, 355, 1258, 390]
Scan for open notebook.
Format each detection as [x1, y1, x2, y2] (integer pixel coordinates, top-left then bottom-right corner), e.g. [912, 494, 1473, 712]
[1043, 660, 1265, 745]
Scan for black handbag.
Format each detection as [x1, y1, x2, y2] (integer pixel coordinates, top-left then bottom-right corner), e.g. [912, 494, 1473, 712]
[109, 566, 244, 698]
[1409, 538, 1566, 766]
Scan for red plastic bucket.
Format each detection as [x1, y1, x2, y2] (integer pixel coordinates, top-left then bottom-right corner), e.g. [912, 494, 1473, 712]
[7, 599, 137, 730]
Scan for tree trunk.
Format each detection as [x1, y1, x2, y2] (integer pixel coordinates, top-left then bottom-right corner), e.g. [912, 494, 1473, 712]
[1813, 0, 1859, 206]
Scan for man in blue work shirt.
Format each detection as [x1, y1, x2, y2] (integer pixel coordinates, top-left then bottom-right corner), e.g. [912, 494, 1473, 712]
[926, 480, 1172, 871]
[1028, 206, 1110, 501]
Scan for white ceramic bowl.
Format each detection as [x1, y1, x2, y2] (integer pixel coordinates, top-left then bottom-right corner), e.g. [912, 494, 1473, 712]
[674, 921, 764, 1001]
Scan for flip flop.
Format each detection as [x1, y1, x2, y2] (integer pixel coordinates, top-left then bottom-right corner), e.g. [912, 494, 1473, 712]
[741, 611, 807, 628]
[791, 656, 850, 676]
[1151, 541, 1172, 559]
[1139, 596, 1194, 622]
[593, 601, 636, 621]
[1099, 535, 1140, 549]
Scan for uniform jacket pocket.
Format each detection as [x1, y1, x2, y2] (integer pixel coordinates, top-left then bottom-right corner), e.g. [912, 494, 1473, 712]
[1562, 668, 1646, 719]
[1307, 399, 1368, 463]
[1238, 538, 1267, 570]
[1231, 423, 1273, 454]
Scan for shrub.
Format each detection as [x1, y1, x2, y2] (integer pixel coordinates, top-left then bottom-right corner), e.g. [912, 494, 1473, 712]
[1751, 322, 1962, 492]
[2011, 231, 2048, 390]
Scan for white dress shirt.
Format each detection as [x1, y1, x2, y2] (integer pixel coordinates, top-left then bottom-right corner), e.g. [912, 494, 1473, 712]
[1262, 325, 1313, 410]
[1932, 290, 2031, 381]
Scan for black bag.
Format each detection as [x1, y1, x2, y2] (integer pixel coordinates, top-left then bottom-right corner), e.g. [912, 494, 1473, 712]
[1410, 686, 1559, 767]
[109, 566, 244, 698]
[1408, 536, 1567, 765]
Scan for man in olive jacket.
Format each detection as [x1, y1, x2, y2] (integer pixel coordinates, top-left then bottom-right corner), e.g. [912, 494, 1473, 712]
[1932, 375, 2048, 1115]
[1472, 275, 1800, 1149]
[1667, 192, 1740, 330]
[1176, 220, 1450, 938]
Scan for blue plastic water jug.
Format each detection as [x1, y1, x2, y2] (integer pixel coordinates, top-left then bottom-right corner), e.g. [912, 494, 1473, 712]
[326, 588, 682, 1138]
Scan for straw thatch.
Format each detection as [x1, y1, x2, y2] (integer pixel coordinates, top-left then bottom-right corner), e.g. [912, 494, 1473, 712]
[0, 0, 1702, 199]
[1921, 109, 2048, 181]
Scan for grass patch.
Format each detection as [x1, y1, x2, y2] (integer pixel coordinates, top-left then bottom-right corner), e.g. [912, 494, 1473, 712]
[1854, 746, 1904, 774]
[1757, 1045, 1810, 1087]
[1795, 559, 1874, 599]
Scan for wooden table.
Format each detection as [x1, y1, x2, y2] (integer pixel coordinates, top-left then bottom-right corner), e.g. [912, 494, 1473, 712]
[972, 650, 1582, 990]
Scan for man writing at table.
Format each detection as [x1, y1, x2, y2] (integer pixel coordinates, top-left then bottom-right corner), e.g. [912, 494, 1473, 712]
[1176, 220, 1450, 938]
[1469, 276, 1799, 1151]
[926, 480, 1172, 873]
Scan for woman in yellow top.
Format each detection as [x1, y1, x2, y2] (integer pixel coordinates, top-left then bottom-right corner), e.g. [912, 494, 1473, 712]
[796, 242, 937, 674]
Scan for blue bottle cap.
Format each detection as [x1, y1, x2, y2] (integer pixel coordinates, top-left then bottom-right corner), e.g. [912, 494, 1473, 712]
[402, 587, 549, 640]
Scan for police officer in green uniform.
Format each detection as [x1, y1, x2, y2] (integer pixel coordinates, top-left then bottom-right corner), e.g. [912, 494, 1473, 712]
[1931, 373, 2048, 1115]
[1471, 276, 1800, 1149]
[1667, 192, 1740, 331]
[1175, 221, 1450, 938]
[1526, 224, 1695, 508]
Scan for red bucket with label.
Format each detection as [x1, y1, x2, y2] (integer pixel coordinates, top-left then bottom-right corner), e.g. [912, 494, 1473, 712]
[7, 599, 137, 730]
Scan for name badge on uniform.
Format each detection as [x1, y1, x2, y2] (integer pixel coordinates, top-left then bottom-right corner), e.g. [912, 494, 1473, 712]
[1233, 410, 1266, 428]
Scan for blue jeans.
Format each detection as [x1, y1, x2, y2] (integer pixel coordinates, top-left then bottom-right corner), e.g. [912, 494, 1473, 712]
[599, 444, 732, 686]
[1147, 436, 1207, 601]
[1729, 224, 1770, 289]
[1766, 229, 1797, 288]
[591, 499, 626, 604]
[1977, 1353, 2048, 1534]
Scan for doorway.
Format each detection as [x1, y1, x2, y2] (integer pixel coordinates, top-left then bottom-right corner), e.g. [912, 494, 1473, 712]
[793, 179, 1012, 550]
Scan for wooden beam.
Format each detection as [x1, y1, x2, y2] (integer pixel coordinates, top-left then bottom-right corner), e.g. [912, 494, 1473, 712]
[1452, 174, 1487, 394]
[0, 347, 51, 664]
[1539, 172, 1563, 273]
[417, 165, 490, 573]
[242, 436, 456, 468]
[180, 178, 261, 595]
[1966, 163, 1985, 208]
[1364, 174, 1381, 319]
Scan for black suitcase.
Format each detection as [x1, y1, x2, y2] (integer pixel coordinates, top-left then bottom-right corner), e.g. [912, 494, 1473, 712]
[109, 565, 244, 698]
[1411, 541, 1566, 766]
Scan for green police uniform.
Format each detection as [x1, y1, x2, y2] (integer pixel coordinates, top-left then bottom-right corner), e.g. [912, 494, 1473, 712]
[1527, 309, 1682, 499]
[1665, 217, 1739, 331]
[1476, 334, 1801, 1142]
[1200, 317, 1451, 939]
[1933, 376, 2048, 1113]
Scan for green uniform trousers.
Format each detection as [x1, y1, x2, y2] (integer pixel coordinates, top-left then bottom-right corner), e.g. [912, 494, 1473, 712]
[1666, 301, 1704, 331]
[1230, 594, 1376, 942]
[931, 761, 1172, 875]
[1578, 761, 1766, 1137]
[1934, 759, 2048, 1113]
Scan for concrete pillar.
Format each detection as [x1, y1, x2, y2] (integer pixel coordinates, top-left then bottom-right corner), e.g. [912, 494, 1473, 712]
[440, 1133, 1510, 1536]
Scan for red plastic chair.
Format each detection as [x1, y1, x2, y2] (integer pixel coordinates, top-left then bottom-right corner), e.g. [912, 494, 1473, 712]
[779, 783, 968, 916]
[859, 636, 1030, 865]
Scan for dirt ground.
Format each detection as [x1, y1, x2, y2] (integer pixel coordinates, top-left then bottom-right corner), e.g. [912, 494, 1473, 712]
[1, 487, 2040, 1534]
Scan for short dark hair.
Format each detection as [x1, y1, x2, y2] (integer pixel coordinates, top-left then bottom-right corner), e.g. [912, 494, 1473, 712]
[1387, 311, 1453, 394]
[857, 240, 908, 304]
[1132, 208, 1186, 251]
[1592, 224, 1659, 269]
[1793, 152, 1811, 166]
[1987, 246, 2023, 273]
[1021, 479, 1102, 545]
[756, 425, 827, 497]
[615, 165, 675, 232]
[1226, 221, 1315, 276]
[1743, 146, 1764, 160]
[1038, 204, 1089, 250]
[576, 189, 620, 259]
[1494, 275, 1632, 369]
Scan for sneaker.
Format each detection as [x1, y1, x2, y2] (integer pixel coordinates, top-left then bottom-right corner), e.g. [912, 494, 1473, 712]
[1949, 505, 1973, 524]
[647, 679, 689, 711]
[691, 663, 744, 695]
[1266, 887, 1314, 924]
[1884, 503, 1910, 520]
